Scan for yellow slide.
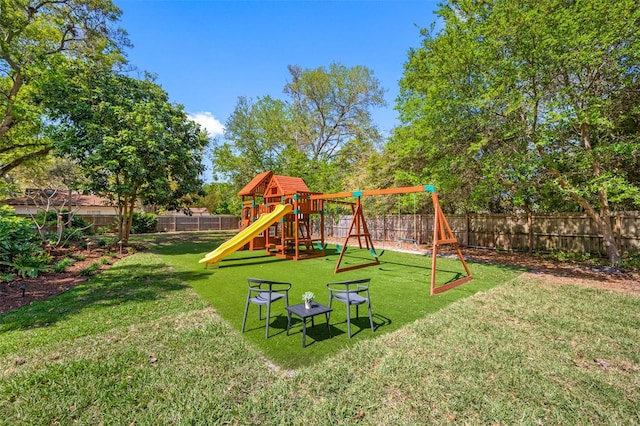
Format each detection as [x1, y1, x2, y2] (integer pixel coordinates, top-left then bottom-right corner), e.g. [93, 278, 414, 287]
[199, 203, 293, 265]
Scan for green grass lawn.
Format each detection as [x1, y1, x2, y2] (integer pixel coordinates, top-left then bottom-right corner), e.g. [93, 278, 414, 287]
[150, 236, 521, 368]
[1, 232, 638, 424]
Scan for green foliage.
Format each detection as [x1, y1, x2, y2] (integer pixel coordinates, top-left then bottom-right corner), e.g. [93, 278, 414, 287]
[53, 257, 75, 273]
[35, 210, 90, 230]
[0, 0, 127, 176]
[0, 272, 15, 283]
[392, 0, 640, 263]
[213, 62, 385, 195]
[33, 209, 93, 245]
[620, 254, 640, 270]
[541, 249, 602, 266]
[11, 251, 51, 278]
[131, 212, 158, 234]
[80, 262, 101, 276]
[393, 0, 640, 213]
[197, 182, 243, 215]
[0, 205, 40, 266]
[42, 66, 208, 243]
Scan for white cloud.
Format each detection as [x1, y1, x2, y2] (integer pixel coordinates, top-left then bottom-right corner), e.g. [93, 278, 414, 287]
[188, 111, 225, 137]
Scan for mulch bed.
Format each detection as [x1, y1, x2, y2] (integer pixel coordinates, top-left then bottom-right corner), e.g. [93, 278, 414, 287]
[0, 247, 131, 315]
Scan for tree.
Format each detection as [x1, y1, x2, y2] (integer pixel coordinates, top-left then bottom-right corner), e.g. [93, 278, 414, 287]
[196, 182, 241, 215]
[284, 63, 385, 162]
[212, 63, 386, 195]
[0, 0, 127, 177]
[393, 0, 640, 264]
[44, 66, 208, 242]
[212, 96, 297, 189]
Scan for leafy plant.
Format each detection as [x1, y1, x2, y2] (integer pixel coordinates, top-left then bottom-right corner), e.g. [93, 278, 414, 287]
[302, 291, 315, 302]
[0, 205, 40, 266]
[0, 272, 15, 283]
[80, 262, 101, 276]
[11, 252, 52, 278]
[131, 212, 158, 234]
[53, 257, 75, 273]
[620, 254, 640, 270]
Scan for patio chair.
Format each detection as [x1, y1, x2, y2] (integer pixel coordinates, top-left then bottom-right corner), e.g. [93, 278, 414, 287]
[327, 278, 374, 338]
[241, 278, 291, 339]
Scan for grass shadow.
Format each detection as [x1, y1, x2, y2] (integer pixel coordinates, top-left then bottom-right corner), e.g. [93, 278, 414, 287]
[0, 256, 189, 334]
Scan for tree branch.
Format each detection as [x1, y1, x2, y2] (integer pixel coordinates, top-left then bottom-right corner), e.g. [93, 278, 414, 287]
[0, 146, 52, 175]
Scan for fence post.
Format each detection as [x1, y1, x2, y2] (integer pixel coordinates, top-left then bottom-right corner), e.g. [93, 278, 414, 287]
[466, 214, 470, 248]
[528, 211, 533, 254]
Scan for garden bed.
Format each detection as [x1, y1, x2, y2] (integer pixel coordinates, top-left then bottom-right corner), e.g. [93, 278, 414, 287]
[0, 246, 132, 314]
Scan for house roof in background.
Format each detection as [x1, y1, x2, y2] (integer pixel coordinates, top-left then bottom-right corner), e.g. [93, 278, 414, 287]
[2, 190, 114, 207]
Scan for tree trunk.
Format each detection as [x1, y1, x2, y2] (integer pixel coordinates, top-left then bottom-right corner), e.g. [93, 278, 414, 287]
[578, 122, 620, 265]
[534, 138, 622, 265]
[582, 204, 621, 265]
[122, 188, 137, 244]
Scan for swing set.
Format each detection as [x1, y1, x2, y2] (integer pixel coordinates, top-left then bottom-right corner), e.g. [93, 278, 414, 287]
[311, 185, 473, 296]
[218, 172, 472, 296]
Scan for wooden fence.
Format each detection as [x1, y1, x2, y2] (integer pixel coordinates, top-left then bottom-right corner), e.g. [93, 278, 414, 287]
[76, 214, 240, 233]
[322, 211, 640, 256]
[69, 211, 640, 255]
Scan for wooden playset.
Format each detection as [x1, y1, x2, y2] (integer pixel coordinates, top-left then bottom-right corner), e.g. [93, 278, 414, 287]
[205, 171, 472, 295]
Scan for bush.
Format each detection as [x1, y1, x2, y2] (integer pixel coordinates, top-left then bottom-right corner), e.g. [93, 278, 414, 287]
[1, 272, 15, 283]
[131, 212, 158, 234]
[81, 262, 101, 276]
[35, 210, 95, 245]
[0, 205, 41, 266]
[11, 252, 52, 278]
[53, 257, 75, 273]
[35, 210, 91, 230]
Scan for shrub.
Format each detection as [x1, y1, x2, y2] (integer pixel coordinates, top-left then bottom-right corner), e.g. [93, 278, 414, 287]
[35, 210, 91, 230]
[131, 212, 158, 234]
[1, 272, 15, 283]
[0, 205, 41, 266]
[81, 262, 101, 276]
[11, 252, 52, 278]
[53, 257, 75, 273]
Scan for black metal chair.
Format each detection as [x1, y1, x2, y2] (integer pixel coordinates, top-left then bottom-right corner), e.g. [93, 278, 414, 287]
[241, 278, 291, 339]
[327, 278, 374, 338]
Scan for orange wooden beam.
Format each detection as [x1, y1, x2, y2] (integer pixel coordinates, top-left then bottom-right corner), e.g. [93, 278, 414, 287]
[311, 185, 435, 200]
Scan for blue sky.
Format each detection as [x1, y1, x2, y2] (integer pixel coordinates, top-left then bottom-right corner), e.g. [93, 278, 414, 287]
[114, 0, 440, 141]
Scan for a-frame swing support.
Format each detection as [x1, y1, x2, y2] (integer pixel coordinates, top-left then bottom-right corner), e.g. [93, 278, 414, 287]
[429, 191, 473, 295]
[312, 186, 473, 295]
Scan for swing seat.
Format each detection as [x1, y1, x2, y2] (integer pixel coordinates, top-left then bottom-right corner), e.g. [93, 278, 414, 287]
[369, 248, 384, 258]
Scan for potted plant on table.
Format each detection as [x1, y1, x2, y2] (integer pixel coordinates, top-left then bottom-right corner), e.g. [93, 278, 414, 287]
[302, 291, 315, 309]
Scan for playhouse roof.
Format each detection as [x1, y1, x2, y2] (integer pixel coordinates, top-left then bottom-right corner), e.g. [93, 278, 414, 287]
[237, 171, 273, 197]
[267, 175, 311, 194]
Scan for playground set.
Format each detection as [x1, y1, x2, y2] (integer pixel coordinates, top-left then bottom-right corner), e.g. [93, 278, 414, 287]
[200, 171, 472, 295]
